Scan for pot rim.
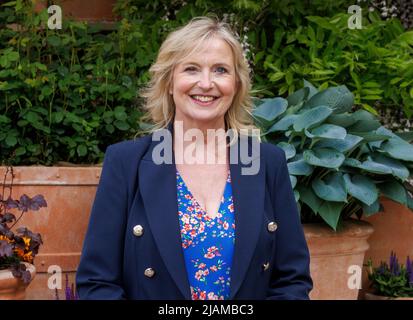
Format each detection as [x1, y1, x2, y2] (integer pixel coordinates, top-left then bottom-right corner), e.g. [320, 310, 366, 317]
[303, 219, 374, 239]
[0, 263, 36, 281]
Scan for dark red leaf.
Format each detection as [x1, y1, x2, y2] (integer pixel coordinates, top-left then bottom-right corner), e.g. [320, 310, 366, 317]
[1, 212, 16, 223]
[4, 197, 18, 209]
[0, 240, 13, 257]
[30, 195, 47, 210]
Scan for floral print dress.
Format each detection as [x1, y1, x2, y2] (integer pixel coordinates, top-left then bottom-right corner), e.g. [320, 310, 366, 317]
[176, 169, 235, 300]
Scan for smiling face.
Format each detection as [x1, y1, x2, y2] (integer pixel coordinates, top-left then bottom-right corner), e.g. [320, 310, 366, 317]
[170, 37, 238, 129]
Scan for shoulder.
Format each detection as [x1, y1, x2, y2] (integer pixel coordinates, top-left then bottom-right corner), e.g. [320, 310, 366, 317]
[104, 134, 153, 162]
[259, 141, 288, 185]
[260, 141, 286, 161]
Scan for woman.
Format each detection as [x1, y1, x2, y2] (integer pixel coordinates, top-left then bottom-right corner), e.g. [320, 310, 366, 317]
[76, 16, 312, 300]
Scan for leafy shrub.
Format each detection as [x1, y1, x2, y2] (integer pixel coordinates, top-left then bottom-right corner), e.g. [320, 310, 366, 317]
[366, 251, 413, 298]
[253, 80, 413, 230]
[0, 166, 46, 283]
[261, 11, 413, 117]
[1, 0, 412, 165]
[0, 1, 145, 165]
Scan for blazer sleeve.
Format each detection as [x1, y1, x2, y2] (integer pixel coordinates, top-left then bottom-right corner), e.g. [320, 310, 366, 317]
[266, 147, 313, 300]
[76, 145, 128, 299]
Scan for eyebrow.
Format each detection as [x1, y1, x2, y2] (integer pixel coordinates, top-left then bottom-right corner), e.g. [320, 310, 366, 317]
[181, 62, 233, 69]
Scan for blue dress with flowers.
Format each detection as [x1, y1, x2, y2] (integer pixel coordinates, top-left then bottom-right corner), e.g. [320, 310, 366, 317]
[176, 169, 235, 300]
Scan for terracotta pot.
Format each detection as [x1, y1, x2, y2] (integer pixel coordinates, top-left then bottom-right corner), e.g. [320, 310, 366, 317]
[0, 166, 100, 299]
[360, 197, 413, 299]
[53, 0, 118, 22]
[364, 292, 413, 300]
[0, 263, 36, 300]
[32, 0, 47, 12]
[304, 220, 374, 300]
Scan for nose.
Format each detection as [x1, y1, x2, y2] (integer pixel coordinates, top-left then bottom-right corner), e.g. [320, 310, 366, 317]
[197, 70, 213, 90]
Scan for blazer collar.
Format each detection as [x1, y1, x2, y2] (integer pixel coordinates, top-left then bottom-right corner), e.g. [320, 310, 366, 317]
[138, 122, 264, 300]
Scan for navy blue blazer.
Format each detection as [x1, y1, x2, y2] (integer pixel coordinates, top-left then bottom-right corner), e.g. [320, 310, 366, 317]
[76, 125, 312, 300]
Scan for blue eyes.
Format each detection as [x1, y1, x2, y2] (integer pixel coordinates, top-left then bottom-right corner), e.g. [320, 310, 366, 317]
[184, 66, 228, 74]
[216, 66, 228, 74]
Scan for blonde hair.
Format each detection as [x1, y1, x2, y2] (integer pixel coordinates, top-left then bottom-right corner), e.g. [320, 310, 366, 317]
[139, 16, 259, 144]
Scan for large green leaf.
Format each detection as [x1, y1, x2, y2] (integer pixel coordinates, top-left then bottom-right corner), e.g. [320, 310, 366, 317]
[327, 113, 357, 128]
[303, 79, 318, 99]
[277, 142, 296, 160]
[290, 175, 297, 188]
[312, 172, 347, 202]
[350, 132, 391, 142]
[317, 201, 345, 231]
[266, 114, 298, 133]
[305, 124, 347, 140]
[395, 131, 413, 143]
[293, 106, 333, 131]
[348, 120, 382, 133]
[347, 110, 381, 132]
[381, 138, 413, 162]
[343, 174, 378, 206]
[357, 159, 393, 175]
[303, 148, 345, 168]
[252, 97, 288, 121]
[407, 192, 413, 211]
[316, 134, 363, 152]
[343, 158, 362, 168]
[297, 185, 322, 214]
[305, 85, 354, 114]
[379, 181, 407, 205]
[352, 109, 379, 123]
[361, 199, 383, 217]
[375, 126, 399, 139]
[287, 87, 309, 106]
[370, 154, 410, 181]
[287, 156, 314, 176]
[294, 190, 300, 202]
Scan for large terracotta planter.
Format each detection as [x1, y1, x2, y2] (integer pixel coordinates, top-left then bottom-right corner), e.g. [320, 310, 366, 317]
[33, 0, 118, 22]
[0, 263, 36, 300]
[360, 197, 413, 299]
[0, 166, 100, 299]
[304, 220, 374, 300]
[364, 292, 413, 300]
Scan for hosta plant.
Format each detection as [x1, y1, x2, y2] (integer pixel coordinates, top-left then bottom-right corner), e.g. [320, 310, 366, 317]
[253, 81, 413, 230]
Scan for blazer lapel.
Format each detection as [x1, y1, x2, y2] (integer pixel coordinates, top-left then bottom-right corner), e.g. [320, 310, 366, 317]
[139, 123, 192, 300]
[139, 124, 264, 300]
[229, 137, 264, 299]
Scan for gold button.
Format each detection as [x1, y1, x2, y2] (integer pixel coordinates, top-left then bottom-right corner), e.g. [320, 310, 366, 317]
[267, 222, 278, 232]
[144, 268, 155, 278]
[262, 262, 270, 271]
[133, 225, 144, 237]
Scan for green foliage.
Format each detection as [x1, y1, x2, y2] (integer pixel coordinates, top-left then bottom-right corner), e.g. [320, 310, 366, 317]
[253, 80, 413, 230]
[0, 1, 146, 165]
[366, 252, 413, 298]
[262, 10, 413, 117]
[1, 0, 412, 165]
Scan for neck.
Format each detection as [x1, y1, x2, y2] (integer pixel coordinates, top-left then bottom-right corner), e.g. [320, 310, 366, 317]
[173, 119, 229, 165]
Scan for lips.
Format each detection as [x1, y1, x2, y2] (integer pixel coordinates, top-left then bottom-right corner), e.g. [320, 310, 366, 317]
[189, 94, 220, 106]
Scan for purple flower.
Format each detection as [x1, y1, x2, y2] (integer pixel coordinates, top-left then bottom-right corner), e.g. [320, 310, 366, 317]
[407, 256, 413, 286]
[389, 251, 400, 276]
[378, 263, 386, 275]
[65, 274, 72, 300]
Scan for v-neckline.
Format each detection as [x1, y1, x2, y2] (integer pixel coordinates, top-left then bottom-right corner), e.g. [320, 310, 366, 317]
[177, 169, 230, 220]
